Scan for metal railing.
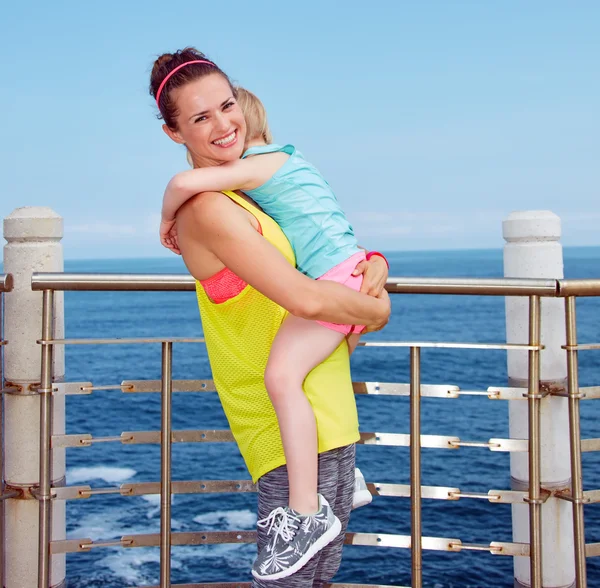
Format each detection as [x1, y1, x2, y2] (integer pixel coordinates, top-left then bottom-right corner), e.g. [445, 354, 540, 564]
[0, 275, 14, 588]
[24, 272, 600, 587]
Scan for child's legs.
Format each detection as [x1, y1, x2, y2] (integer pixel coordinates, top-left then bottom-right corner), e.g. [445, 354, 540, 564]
[264, 315, 345, 514]
[316, 252, 367, 351]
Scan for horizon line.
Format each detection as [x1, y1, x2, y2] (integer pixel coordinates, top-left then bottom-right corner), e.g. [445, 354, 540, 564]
[59, 243, 600, 262]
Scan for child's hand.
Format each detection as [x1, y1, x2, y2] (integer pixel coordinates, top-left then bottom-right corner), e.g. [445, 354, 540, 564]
[160, 219, 181, 255]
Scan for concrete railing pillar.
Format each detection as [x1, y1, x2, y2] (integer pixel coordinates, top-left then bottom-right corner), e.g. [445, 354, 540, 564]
[3, 207, 66, 588]
[503, 211, 574, 588]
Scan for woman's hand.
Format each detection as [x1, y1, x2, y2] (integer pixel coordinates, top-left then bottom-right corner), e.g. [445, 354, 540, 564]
[353, 254, 389, 296]
[160, 219, 181, 255]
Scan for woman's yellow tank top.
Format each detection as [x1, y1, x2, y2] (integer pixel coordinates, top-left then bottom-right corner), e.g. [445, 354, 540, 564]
[195, 191, 359, 483]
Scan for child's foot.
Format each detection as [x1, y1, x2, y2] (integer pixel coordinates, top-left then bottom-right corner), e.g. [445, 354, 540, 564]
[352, 467, 373, 509]
[252, 494, 341, 581]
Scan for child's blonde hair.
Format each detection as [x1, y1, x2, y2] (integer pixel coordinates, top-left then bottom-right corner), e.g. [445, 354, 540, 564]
[186, 86, 272, 167]
[236, 87, 273, 145]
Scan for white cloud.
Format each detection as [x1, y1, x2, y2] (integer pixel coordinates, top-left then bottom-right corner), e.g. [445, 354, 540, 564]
[67, 213, 161, 238]
[352, 210, 476, 238]
[143, 212, 162, 235]
[561, 212, 600, 222]
[61, 212, 170, 258]
[68, 222, 137, 236]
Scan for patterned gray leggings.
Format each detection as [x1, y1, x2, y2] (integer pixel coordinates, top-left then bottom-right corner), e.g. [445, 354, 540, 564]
[252, 443, 356, 588]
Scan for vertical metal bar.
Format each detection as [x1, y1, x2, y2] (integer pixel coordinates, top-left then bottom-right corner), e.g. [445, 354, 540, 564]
[565, 296, 587, 587]
[160, 341, 173, 588]
[0, 290, 5, 588]
[527, 295, 542, 588]
[410, 346, 422, 588]
[38, 290, 54, 588]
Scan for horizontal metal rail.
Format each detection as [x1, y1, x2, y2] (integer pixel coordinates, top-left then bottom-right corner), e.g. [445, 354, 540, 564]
[49, 380, 548, 401]
[51, 429, 528, 451]
[55, 379, 541, 401]
[30, 272, 600, 298]
[566, 343, 600, 351]
[132, 584, 408, 588]
[50, 531, 529, 557]
[38, 337, 205, 346]
[358, 341, 541, 350]
[32, 273, 197, 291]
[38, 337, 540, 349]
[52, 480, 530, 504]
[559, 279, 600, 297]
[130, 582, 410, 588]
[586, 543, 600, 557]
[32, 273, 563, 296]
[0, 274, 13, 292]
[131, 584, 406, 588]
[386, 277, 557, 296]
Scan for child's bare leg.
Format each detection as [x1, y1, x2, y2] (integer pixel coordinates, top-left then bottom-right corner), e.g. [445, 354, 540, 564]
[347, 333, 362, 355]
[264, 315, 345, 515]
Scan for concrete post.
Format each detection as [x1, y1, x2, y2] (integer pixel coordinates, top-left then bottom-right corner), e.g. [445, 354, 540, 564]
[3, 208, 66, 588]
[503, 211, 574, 588]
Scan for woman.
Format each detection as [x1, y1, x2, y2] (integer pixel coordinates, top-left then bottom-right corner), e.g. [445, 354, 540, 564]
[150, 48, 390, 587]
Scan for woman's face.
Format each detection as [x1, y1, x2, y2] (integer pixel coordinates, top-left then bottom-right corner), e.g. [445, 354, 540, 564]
[163, 73, 247, 167]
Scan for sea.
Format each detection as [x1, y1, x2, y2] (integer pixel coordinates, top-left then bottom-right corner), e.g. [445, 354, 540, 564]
[18, 247, 600, 587]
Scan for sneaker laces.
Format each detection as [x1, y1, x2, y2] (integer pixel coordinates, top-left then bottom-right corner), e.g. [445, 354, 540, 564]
[257, 507, 300, 543]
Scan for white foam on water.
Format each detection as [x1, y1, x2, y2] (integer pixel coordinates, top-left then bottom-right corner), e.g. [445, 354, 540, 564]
[99, 549, 160, 584]
[69, 503, 256, 583]
[67, 466, 136, 484]
[141, 493, 175, 519]
[171, 543, 255, 571]
[141, 494, 161, 505]
[68, 507, 159, 540]
[101, 542, 256, 585]
[193, 509, 256, 530]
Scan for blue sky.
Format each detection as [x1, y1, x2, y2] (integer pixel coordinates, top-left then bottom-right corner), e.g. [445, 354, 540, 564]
[2, 1, 598, 259]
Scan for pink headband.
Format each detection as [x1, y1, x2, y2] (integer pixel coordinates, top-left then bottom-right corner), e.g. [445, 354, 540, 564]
[155, 60, 215, 107]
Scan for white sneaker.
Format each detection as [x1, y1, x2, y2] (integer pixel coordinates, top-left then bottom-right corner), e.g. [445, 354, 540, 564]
[252, 494, 341, 581]
[352, 467, 372, 509]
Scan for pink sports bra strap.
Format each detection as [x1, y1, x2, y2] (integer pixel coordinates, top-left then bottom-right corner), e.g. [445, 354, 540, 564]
[199, 218, 263, 304]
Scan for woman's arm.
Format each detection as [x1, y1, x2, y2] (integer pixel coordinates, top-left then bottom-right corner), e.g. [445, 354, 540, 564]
[176, 193, 390, 330]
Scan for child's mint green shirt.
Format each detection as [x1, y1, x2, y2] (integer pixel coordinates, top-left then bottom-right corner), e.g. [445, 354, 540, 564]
[242, 144, 361, 279]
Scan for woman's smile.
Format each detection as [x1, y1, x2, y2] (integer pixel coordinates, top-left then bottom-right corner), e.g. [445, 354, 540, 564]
[212, 129, 238, 148]
[164, 73, 248, 166]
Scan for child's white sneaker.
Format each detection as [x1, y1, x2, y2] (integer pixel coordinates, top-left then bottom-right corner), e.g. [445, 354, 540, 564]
[352, 467, 372, 509]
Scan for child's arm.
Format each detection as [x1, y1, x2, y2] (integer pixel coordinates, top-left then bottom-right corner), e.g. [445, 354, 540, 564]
[159, 158, 267, 253]
[162, 158, 266, 222]
[159, 152, 288, 253]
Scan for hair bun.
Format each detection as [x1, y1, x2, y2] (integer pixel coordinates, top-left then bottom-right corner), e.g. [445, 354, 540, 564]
[150, 47, 210, 99]
[149, 47, 233, 130]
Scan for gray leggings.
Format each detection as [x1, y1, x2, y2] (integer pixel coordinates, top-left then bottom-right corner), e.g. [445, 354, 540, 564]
[252, 443, 356, 588]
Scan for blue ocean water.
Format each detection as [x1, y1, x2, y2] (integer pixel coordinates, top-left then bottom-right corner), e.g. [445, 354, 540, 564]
[52, 247, 600, 587]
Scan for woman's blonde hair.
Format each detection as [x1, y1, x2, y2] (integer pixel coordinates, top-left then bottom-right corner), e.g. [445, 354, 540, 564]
[186, 86, 273, 167]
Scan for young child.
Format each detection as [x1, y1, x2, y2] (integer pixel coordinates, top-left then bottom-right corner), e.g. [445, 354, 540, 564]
[160, 88, 383, 581]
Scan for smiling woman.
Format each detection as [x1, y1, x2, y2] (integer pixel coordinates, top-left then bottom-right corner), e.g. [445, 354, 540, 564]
[149, 47, 390, 587]
[150, 50, 245, 166]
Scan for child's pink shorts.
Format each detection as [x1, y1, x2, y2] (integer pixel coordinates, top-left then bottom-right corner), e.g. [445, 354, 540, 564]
[316, 251, 367, 335]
